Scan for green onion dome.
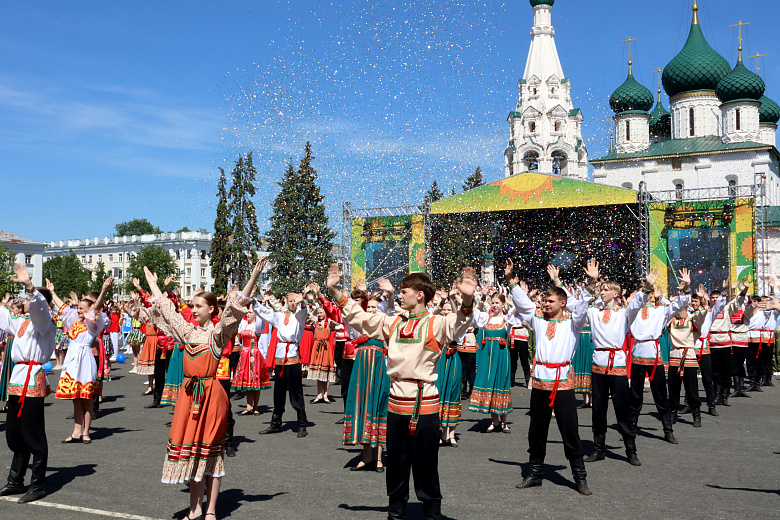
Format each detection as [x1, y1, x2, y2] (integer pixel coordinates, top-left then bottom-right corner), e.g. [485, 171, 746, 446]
[649, 98, 671, 136]
[759, 95, 780, 124]
[663, 18, 731, 97]
[530, 0, 554, 6]
[716, 59, 766, 103]
[609, 72, 655, 114]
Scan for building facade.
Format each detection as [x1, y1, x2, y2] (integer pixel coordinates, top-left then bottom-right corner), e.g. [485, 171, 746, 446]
[504, 0, 588, 180]
[44, 231, 218, 298]
[0, 230, 46, 293]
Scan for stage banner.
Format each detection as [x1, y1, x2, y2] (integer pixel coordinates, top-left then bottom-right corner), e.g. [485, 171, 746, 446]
[351, 215, 425, 288]
[648, 198, 754, 293]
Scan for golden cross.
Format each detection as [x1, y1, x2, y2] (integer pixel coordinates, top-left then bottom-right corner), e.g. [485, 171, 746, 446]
[651, 68, 663, 100]
[621, 37, 639, 73]
[749, 52, 767, 73]
[729, 20, 751, 59]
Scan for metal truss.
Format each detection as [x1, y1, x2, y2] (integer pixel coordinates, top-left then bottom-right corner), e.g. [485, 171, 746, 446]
[646, 184, 757, 203]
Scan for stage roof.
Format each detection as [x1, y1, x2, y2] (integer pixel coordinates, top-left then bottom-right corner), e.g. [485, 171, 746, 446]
[430, 172, 637, 215]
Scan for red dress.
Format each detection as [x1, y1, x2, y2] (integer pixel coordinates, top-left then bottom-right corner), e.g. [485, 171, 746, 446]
[231, 320, 271, 391]
[299, 325, 314, 366]
[307, 319, 337, 382]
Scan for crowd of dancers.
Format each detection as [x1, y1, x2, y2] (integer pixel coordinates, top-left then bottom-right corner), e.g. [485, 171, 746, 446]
[0, 255, 778, 519]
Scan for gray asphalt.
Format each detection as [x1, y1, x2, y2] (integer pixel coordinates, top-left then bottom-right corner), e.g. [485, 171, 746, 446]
[0, 364, 778, 520]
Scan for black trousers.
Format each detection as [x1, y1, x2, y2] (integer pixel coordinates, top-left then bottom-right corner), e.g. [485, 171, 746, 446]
[668, 365, 701, 411]
[386, 412, 441, 507]
[711, 348, 733, 390]
[153, 348, 171, 403]
[527, 389, 584, 461]
[272, 363, 307, 426]
[219, 379, 235, 447]
[458, 351, 476, 391]
[591, 372, 634, 440]
[731, 346, 748, 378]
[747, 342, 763, 383]
[334, 341, 345, 383]
[629, 364, 671, 424]
[698, 353, 715, 407]
[6, 396, 47, 490]
[763, 339, 775, 380]
[340, 357, 354, 414]
[512, 340, 531, 384]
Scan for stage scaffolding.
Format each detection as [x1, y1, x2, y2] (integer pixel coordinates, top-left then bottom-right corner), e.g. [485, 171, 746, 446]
[340, 202, 430, 289]
[639, 177, 767, 288]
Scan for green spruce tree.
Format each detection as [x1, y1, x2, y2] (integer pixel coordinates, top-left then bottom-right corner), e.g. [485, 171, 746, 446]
[266, 142, 335, 294]
[226, 152, 261, 287]
[210, 168, 232, 293]
[90, 261, 114, 298]
[463, 166, 485, 192]
[426, 180, 444, 203]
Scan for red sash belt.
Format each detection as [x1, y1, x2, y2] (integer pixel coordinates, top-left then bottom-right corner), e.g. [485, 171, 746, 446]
[183, 374, 213, 418]
[15, 361, 41, 418]
[537, 360, 571, 408]
[276, 342, 295, 376]
[649, 339, 660, 381]
[755, 330, 771, 359]
[594, 348, 618, 374]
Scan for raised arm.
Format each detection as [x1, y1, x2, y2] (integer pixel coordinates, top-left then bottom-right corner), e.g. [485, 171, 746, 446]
[327, 263, 393, 341]
[505, 259, 537, 323]
[45, 278, 66, 312]
[10, 264, 54, 335]
[666, 268, 691, 320]
[699, 295, 728, 338]
[93, 276, 115, 312]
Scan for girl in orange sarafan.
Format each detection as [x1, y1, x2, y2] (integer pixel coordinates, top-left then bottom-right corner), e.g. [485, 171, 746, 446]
[138, 259, 264, 520]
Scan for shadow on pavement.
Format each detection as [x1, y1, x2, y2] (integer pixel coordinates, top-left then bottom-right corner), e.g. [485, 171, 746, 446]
[338, 502, 457, 519]
[707, 484, 780, 496]
[94, 406, 125, 419]
[46, 464, 98, 494]
[172, 489, 286, 518]
[89, 426, 140, 440]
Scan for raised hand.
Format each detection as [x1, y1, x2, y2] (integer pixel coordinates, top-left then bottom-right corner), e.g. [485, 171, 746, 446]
[583, 258, 599, 280]
[326, 263, 341, 290]
[547, 264, 561, 287]
[765, 295, 780, 311]
[455, 267, 478, 299]
[520, 281, 529, 294]
[770, 277, 777, 289]
[678, 268, 691, 291]
[377, 277, 394, 294]
[722, 279, 728, 291]
[45, 278, 55, 292]
[102, 277, 115, 291]
[10, 263, 33, 290]
[308, 282, 321, 296]
[740, 277, 749, 291]
[132, 277, 142, 290]
[163, 275, 175, 288]
[505, 258, 514, 281]
[645, 267, 660, 287]
[653, 285, 662, 299]
[696, 284, 706, 299]
[143, 266, 158, 285]
[357, 280, 367, 293]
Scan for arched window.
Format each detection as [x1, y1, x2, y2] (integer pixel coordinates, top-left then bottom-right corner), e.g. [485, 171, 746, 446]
[689, 108, 695, 136]
[728, 178, 737, 198]
[551, 151, 567, 176]
[736, 109, 741, 131]
[523, 151, 539, 172]
[675, 182, 684, 200]
[626, 120, 631, 141]
[554, 121, 562, 132]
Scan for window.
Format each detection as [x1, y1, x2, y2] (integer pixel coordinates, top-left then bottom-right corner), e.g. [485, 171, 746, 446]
[81, 256, 86, 263]
[672, 158, 682, 171]
[186, 267, 191, 277]
[201, 268, 206, 277]
[523, 151, 539, 172]
[97, 255, 102, 263]
[114, 268, 123, 279]
[735, 109, 741, 131]
[88, 255, 92, 263]
[532, 88, 537, 95]
[675, 183, 684, 200]
[622, 182, 633, 189]
[175, 249, 180, 260]
[626, 120, 631, 141]
[552, 151, 567, 176]
[551, 87, 555, 94]
[118, 253, 123, 263]
[689, 108, 695, 136]
[200, 250, 207, 260]
[554, 121, 562, 132]
[186, 286, 191, 297]
[528, 121, 536, 133]
[728, 179, 737, 198]
[187, 250, 192, 259]
[24, 254, 32, 264]
[108, 254, 113, 262]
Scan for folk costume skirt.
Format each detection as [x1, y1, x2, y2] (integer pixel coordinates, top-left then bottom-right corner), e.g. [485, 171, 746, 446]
[572, 327, 594, 394]
[436, 348, 463, 428]
[343, 342, 389, 447]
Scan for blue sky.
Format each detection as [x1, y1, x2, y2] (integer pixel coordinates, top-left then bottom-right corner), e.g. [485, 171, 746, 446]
[2, 0, 778, 242]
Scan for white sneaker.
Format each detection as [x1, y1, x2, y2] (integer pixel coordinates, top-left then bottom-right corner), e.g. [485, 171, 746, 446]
[129, 368, 137, 374]
[143, 381, 149, 385]
[110, 357, 117, 362]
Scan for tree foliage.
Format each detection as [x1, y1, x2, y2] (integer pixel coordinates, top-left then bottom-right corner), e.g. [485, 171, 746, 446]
[463, 166, 485, 192]
[426, 180, 444, 203]
[115, 218, 162, 237]
[176, 226, 191, 233]
[124, 245, 179, 293]
[227, 153, 261, 287]
[90, 261, 114, 299]
[0, 246, 21, 296]
[43, 252, 91, 298]
[266, 142, 335, 295]
[210, 168, 232, 294]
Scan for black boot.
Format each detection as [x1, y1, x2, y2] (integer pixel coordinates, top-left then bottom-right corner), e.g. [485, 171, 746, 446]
[296, 409, 308, 438]
[707, 405, 719, 416]
[714, 383, 724, 405]
[422, 499, 442, 520]
[679, 405, 692, 414]
[747, 375, 763, 392]
[0, 453, 28, 497]
[624, 437, 641, 466]
[387, 500, 407, 520]
[692, 407, 702, 428]
[584, 432, 606, 462]
[18, 452, 46, 504]
[260, 413, 283, 434]
[517, 459, 544, 489]
[672, 411, 678, 424]
[570, 457, 592, 495]
[762, 374, 775, 387]
[731, 377, 747, 397]
[661, 413, 678, 444]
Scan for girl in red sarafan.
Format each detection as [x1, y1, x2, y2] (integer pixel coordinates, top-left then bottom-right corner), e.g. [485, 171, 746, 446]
[231, 310, 271, 415]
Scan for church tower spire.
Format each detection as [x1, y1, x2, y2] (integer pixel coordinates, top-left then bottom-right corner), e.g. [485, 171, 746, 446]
[505, 0, 588, 180]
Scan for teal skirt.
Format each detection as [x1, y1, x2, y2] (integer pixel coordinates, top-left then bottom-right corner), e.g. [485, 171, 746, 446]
[160, 343, 184, 407]
[436, 347, 462, 428]
[0, 337, 16, 402]
[469, 335, 513, 415]
[660, 328, 671, 365]
[343, 341, 390, 447]
[572, 328, 594, 394]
